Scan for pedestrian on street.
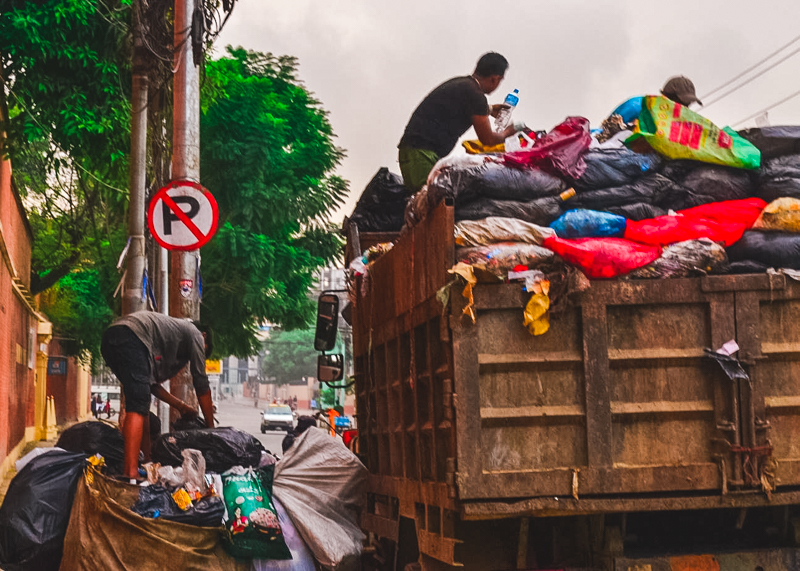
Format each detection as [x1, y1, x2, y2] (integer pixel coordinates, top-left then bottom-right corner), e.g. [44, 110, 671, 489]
[101, 311, 216, 482]
[104, 398, 111, 418]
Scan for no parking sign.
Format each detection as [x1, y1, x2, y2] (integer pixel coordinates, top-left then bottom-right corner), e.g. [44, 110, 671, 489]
[147, 180, 218, 251]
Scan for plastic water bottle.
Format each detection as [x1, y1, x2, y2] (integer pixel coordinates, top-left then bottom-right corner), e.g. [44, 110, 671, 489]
[495, 89, 519, 130]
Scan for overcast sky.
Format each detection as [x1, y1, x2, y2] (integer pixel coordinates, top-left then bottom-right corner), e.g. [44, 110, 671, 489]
[217, 0, 800, 221]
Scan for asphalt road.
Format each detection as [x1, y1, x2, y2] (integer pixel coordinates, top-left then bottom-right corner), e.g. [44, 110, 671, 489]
[214, 396, 287, 455]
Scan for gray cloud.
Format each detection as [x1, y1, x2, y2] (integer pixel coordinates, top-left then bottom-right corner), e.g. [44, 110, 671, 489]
[218, 0, 800, 220]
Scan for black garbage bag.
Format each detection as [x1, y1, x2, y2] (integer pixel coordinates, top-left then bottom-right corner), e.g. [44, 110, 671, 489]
[130, 485, 225, 527]
[739, 126, 800, 159]
[570, 174, 681, 210]
[171, 415, 208, 432]
[0, 450, 86, 571]
[658, 162, 755, 210]
[756, 155, 800, 202]
[603, 202, 667, 221]
[726, 231, 800, 270]
[573, 148, 663, 191]
[454, 196, 563, 226]
[428, 161, 565, 206]
[629, 238, 729, 279]
[728, 260, 770, 274]
[56, 420, 124, 474]
[152, 427, 265, 473]
[348, 167, 409, 232]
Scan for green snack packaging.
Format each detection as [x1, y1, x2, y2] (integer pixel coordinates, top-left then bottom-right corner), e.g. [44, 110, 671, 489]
[221, 466, 291, 560]
[626, 95, 761, 170]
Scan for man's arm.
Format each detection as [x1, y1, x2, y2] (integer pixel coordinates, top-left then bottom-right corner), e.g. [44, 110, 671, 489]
[151, 384, 197, 417]
[197, 389, 215, 428]
[472, 114, 518, 146]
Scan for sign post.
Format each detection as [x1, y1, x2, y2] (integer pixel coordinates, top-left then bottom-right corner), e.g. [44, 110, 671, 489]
[148, 180, 218, 251]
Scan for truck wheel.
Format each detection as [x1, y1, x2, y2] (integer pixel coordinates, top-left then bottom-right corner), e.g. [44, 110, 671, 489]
[260, 426, 266, 434]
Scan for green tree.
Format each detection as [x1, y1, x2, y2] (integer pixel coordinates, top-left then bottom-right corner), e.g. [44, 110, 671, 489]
[200, 48, 347, 356]
[260, 328, 318, 385]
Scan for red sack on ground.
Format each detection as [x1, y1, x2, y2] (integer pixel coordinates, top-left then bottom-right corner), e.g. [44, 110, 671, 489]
[543, 236, 661, 279]
[624, 198, 767, 247]
[504, 116, 592, 179]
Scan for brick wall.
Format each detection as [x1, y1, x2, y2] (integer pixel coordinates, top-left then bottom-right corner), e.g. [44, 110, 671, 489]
[0, 150, 37, 465]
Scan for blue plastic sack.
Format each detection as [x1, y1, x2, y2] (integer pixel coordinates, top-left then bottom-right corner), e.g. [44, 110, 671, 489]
[611, 96, 644, 124]
[550, 209, 627, 239]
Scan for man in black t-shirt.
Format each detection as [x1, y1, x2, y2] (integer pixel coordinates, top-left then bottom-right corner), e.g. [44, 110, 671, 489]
[398, 52, 521, 194]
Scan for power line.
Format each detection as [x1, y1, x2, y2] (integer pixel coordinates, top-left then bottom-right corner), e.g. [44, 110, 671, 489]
[701, 44, 800, 110]
[701, 32, 800, 100]
[733, 87, 800, 127]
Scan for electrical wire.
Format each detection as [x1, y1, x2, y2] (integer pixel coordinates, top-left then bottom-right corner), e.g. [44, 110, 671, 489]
[701, 44, 800, 110]
[701, 32, 800, 100]
[733, 87, 800, 127]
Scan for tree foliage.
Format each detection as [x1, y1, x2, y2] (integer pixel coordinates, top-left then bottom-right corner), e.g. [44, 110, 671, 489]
[260, 328, 318, 385]
[200, 48, 347, 356]
[2, 2, 347, 362]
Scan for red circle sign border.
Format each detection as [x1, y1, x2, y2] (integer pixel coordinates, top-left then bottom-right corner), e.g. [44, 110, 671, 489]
[147, 180, 219, 251]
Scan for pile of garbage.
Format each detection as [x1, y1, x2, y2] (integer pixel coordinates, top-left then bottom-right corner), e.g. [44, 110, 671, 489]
[349, 99, 800, 285]
[0, 421, 367, 571]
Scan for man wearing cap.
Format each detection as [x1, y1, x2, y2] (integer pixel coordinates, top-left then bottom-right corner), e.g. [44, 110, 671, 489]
[608, 75, 703, 125]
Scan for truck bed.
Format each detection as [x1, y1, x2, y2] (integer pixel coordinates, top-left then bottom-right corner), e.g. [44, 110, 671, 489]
[350, 203, 800, 566]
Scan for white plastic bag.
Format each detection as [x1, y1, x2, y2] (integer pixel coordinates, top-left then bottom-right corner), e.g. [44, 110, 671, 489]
[251, 497, 317, 571]
[273, 428, 368, 571]
[455, 216, 556, 246]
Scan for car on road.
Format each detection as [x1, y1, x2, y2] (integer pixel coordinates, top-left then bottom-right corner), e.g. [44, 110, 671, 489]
[260, 405, 295, 433]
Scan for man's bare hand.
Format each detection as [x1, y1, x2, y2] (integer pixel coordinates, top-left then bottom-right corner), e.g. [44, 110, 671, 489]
[180, 404, 199, 419]
[489, 103, 510, 118]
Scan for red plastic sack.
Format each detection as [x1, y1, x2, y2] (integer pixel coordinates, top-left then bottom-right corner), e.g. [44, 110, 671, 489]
[624, 198, 766, 247]
[543, 236, 661, 279]
[504, 117, 592, 179]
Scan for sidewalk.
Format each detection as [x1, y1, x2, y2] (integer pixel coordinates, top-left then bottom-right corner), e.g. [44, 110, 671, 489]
[0, 437, 57, 506]
[0, 419, 91, 506]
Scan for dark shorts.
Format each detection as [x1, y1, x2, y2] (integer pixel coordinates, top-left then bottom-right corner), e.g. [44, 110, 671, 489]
[100, 325, 153, 415]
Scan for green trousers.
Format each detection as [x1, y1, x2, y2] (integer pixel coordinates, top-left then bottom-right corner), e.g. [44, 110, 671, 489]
[398, 147, 440, 194]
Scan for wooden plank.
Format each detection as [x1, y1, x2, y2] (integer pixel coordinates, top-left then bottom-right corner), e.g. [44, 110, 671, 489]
[460, 489, 800, 520]
[607, 348, 705, 361]
[473, 463, 720, 499]
[762, 342, 800, 354]
[480, 404, 585, 420]
[362, 512, 399, 541]
[582, 302, 613, 468]
[766, 395, 800, 409]
[450, 303, 483, 500]
[417, 529, 462, 566]
[610, 400, 714, 415]
[701, 273, 786, 292]
[478, 351, 583, 365]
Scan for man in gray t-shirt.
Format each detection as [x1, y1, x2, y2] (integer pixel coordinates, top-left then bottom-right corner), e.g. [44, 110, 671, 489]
[101, 311, 215, 480]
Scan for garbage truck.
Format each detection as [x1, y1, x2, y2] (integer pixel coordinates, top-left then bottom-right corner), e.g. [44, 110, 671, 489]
[316, 200, 800, 571]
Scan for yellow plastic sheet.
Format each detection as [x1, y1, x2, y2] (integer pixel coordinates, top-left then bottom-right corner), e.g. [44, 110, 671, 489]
[462, 139, 505, 155]
[522, 279, 551, 336]
[447, 262, 477, 323]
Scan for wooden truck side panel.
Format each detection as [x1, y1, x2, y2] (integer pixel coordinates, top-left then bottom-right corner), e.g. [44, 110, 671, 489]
[351, 203, 800, 566]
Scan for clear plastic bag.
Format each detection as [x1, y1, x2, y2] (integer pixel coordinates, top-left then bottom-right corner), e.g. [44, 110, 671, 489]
[454, 216, 556, 247]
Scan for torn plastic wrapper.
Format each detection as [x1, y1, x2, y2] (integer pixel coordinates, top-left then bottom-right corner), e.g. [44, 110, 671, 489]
[448, 262, 478, 323]
[704, 348, 749, 381]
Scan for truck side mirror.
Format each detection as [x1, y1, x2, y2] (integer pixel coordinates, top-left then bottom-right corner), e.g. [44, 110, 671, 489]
[317, 353, 344, 383]
[314, 293, 339, 352]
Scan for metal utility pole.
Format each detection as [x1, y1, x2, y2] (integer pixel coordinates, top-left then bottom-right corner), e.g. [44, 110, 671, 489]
[169, 0, 202, 420]
[122, 0, 148, 316]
